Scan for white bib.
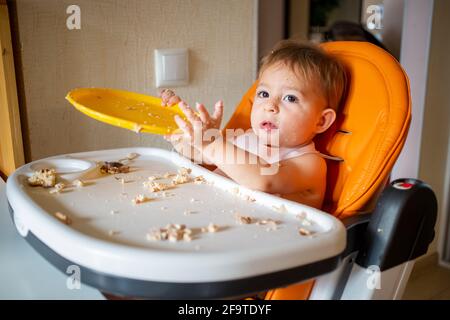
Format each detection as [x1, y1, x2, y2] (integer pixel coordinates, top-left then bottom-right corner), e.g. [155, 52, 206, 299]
[231, 131, 320, 164]
[213, 132, 342, 177]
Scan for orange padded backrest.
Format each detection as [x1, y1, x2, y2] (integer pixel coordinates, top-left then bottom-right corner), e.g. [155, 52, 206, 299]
[224, 41, 411, 219]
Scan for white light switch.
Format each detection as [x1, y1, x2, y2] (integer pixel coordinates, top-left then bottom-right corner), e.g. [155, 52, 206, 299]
[154, 48, 189, 87]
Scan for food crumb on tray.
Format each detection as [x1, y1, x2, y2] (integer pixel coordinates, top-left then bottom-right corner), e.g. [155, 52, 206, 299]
[132, 194, 150, 204]
[143, 181, 171, 192]
[55, 211, 71, 225]
[234, 212, 253, 225]
[166, 167, 192, 185]
[296, 212, 313, 226]
[298, 228, 314, 236]
[178, 167, 192, 175]
[126, 152, 139, 160]
[100, 162, 130, 174]
[163, 172, 174, 179]
[193, 175, 206, 184]
[243, 195, 256, 202]
[226, 186, 255, 202]
[256, 219, 280, 231]
[146, 224, 192, 242]
[201, 223, 219, 233]
[28, 168, 57, 188]
[172, 173, 191, 185]
[49, 179, 86, 194]
[73, 179, 85, 187]
[147, 175, 161, 181]
[49, 182, 66, 194]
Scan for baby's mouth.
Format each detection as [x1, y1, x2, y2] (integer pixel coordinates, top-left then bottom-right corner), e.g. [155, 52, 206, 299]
[260, 120, 278, 132]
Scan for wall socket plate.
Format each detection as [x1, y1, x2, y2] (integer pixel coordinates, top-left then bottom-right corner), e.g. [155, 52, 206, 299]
[154, 48, 189, 88]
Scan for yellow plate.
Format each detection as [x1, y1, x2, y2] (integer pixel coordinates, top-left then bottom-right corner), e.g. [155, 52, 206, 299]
[66, 88, 186, 135]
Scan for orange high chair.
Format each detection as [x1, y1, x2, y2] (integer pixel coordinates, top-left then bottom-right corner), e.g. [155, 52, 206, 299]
[224, 41, 437, 300]
[5, 41, 437, 300]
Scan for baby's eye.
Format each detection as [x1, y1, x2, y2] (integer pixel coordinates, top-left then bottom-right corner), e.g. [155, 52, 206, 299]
[257, 90, 269, 98]
[283, 95, 298, 103]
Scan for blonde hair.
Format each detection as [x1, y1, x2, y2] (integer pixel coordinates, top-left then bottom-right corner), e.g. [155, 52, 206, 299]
[259, 40, 347, 111]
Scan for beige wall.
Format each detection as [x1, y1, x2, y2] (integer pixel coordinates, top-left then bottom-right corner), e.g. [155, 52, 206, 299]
[419, 0, 450, 256]
[12, 0, 256, 161]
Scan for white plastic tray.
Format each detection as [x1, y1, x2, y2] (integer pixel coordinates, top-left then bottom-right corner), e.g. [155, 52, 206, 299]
[6, 147, 345, 294]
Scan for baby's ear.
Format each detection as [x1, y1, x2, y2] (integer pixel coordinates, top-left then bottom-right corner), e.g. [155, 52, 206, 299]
[316, 108, 336, 134]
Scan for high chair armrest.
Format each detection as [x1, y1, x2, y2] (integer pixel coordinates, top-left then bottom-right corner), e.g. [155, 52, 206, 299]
[355, 179, 437, 271]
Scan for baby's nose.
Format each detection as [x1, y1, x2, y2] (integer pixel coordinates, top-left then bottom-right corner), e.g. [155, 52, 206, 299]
[264, 103, 278, 113]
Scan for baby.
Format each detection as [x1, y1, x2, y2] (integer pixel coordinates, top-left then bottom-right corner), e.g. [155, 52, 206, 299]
[161, 40, 346, 209]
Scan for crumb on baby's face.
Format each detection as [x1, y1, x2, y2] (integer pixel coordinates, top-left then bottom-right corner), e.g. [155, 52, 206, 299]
[250, 62, 335, 148]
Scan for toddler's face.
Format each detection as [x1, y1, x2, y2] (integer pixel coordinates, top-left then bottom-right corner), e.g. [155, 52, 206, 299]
[251, 62, 333, 148]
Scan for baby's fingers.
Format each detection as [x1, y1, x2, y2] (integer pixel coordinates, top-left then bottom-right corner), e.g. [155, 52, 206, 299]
[179, 101, 201, 124]
[212, 100, 224, 123]
[195, 103, 212, 124]
[167, 95, 181, 107]
[174, 115, 193, 138]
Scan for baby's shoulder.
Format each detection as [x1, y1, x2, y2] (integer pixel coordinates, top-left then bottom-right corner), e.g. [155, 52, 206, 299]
[282, 153, 327, 178]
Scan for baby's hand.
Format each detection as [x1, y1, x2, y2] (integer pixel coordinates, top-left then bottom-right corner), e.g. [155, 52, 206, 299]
[164, 100, 223, 165]
[174, 101, 224, 141]
[159, 88, 181, 107]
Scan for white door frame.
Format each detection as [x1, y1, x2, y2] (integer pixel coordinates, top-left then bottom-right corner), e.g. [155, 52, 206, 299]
[391, 0, 434, 180]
